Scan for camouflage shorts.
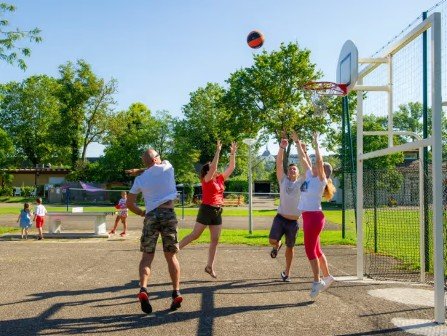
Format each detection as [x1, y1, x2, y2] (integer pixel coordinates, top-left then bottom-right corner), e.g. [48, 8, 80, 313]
[140, 208, 179, 253]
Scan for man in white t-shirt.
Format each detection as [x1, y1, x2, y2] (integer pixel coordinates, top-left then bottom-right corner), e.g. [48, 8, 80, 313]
[126, 148, 182, 314]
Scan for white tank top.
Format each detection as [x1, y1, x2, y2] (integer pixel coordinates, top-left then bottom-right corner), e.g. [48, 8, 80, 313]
[277, 175, 303, 216]
[298, 170, 327, 211]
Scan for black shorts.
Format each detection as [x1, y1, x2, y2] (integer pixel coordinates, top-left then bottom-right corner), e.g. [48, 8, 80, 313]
[196, 204, 223, 225]
[269, 214, 299, 247]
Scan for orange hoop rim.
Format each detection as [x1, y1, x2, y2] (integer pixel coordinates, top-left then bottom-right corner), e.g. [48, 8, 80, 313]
[303, 81, 348, 96]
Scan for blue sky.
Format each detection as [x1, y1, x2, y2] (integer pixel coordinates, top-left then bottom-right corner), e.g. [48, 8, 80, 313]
[1, 0, 434, 156]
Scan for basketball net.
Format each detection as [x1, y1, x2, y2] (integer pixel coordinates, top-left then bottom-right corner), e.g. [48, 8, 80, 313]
[303, 81, 348, 117]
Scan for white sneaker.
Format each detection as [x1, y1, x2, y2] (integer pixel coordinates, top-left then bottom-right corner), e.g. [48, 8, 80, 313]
[322, 275, 335, 291]
[310, 280, 326, 299]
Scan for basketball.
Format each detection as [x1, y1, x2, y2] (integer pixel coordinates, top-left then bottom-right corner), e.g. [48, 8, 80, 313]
[247, 30, 264, 49]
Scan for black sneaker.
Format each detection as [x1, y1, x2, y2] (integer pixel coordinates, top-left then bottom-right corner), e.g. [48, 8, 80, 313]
[170, 295, 183, 311]
[281, 271, 291, 282]
[138, 290, 152, 314]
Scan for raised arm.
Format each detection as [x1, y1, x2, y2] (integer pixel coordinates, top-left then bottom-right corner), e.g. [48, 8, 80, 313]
[300, 143, 312, 169]
[204, 140, 222, 182]
[276, 138, 288, 183]
[222, 142, 237, 180]
[291, 131, 312, 172]
[125, 168, 145, 176]
[312, 132, 326, 181]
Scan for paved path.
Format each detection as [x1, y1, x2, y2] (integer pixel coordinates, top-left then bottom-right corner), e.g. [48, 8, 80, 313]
[0, 238, 437, 336]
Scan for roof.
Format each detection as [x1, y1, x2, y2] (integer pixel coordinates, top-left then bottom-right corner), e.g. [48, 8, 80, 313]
[1, 168, 71, 174]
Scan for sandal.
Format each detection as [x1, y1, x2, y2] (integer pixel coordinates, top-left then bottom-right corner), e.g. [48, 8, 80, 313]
[270, 241, 282, 258]
[205, 266, 217, 278]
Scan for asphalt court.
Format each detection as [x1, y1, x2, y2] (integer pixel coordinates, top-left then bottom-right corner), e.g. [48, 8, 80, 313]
[0, 237, 441, 336]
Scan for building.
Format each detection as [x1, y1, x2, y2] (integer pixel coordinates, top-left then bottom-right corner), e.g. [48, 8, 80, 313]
[1, 167, 71, 188]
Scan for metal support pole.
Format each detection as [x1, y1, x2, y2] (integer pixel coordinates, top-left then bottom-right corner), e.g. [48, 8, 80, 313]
[248, 145, 253, 234]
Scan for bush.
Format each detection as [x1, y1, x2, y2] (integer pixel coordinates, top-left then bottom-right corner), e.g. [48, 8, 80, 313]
[0, 186, 12, 196]
[21, 186, 35, 197]
[225, 180, 248, 192]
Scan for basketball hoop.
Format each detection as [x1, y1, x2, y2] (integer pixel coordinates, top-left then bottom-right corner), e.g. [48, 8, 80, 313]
[303, 81, 347, 117]
[303, 81, 348, 96]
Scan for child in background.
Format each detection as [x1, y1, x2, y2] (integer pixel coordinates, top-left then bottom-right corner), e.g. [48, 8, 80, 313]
[17, 203, 32, 239]
[33, 197, 47, 240]
[109, 191, 128, 237]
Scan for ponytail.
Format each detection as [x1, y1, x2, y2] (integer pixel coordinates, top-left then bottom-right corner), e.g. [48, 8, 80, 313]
[323, 178, 336, 201]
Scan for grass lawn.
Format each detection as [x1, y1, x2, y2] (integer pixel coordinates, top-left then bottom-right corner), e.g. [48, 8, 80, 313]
[0, 225, 356, 246]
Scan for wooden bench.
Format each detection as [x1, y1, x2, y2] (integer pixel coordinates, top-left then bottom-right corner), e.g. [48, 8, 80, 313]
[47, 211, 116, 237]
[223, 197, 243, 207]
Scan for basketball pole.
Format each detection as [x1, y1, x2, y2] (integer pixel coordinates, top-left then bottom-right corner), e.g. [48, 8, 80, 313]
[429, 12, 444, 325]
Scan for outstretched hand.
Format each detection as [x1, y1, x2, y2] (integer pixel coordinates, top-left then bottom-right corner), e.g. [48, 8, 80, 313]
[216, 140, 222, 151]
[279, 138, 288, 149]
[290, 130, 300, 144]
[230, 142, 237, 154]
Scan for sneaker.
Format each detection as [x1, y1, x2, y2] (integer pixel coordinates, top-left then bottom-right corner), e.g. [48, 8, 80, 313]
[281, 271, 291, 282]
[138, 290, 152, 314]
[322, 275, 335, 291]
[170, 295, 183, 311]
[270, 241, 282, 258]
[309, 280, 326, 299]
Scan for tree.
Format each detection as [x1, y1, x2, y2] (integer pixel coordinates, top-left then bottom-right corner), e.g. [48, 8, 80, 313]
[0, 75, 63, 166]
[55, 60, 103, 168]
[97, 103, 158, 182]
[224, 42, 322, 169]
[167, 119, 201, 185]
[181, 82, 237, 163]
[0, 127, 13, 167]
[80, 78, 117, 160]
[393, 102, 447, 159]
[0, 3, 41, 70]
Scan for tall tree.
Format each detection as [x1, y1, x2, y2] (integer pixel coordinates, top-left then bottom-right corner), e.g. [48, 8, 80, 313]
[98, 103, 158, 182]
[55, 60, 102, 168]
[0, 2, 41, 70]
[224, 42, 321, 169]
[0, 127, 13, 166]
[0, 75, 63, 166]
[80, 78, 117, 160]
[181, 82, 236, 163]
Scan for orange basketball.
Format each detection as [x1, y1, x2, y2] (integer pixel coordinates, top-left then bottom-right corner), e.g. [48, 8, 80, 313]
[247, 30, 264, 49]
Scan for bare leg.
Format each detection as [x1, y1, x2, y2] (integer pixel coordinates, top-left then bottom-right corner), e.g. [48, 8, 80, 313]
[21, 228, 24, 239]
[318, 254, 330, 277]
[122, 217, 128, 233]
[110, 216, 120, 233]
[309, 258, 320, 282]
[37, 227, 43, 239]
[206, 225, 222, 275]
[284, 246, 294, 277]
[139, 252, 155, 288]
[269, 238, 281, 249]
[164, 252, 181, 290]
[179, 222, 206, 249]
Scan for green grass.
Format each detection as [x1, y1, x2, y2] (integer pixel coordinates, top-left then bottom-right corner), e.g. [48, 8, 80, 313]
[0, 225, 355, 246]
[177, 228, 356, 246]
[0, 226, 19, 234]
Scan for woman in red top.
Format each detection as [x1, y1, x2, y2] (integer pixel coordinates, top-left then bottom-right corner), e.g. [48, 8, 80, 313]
[179, 140, 237, 278]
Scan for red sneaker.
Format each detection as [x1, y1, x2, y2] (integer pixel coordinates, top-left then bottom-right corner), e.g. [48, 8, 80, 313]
[138, 290, 152, 314]
[170, 295, 183, 311]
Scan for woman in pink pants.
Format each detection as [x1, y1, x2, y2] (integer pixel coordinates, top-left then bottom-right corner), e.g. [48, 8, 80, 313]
[292, 131, 336, 299]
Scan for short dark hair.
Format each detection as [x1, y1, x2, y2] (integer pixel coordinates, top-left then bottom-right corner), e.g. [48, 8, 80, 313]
[200, 162, 211, 179]
[288, 163, 297, 168]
